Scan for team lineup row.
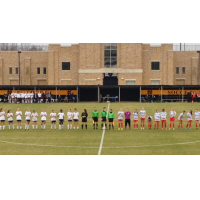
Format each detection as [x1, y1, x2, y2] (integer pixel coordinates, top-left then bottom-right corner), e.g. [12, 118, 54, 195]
[0, 107, 199, 130]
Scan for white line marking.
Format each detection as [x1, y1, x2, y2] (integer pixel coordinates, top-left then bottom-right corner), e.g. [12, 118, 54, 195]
[98, 102, 110, 155]
[0, 138, 200, 150]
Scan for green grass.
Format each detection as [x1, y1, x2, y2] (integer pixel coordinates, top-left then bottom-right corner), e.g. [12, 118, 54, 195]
[0, 102, 200, 155]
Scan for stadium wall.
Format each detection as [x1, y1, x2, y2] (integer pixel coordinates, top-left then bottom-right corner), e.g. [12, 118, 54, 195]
[0, 43, 199, 86]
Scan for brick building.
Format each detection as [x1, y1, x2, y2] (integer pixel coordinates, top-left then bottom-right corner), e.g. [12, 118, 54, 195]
[0, 43, 199, 86]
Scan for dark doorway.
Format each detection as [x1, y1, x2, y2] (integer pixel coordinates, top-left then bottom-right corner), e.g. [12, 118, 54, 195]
[120, 87, 140, 101]
[103, 73, 118, 85]
[100, 87, 119, 102]
[79, 87, 98, 101]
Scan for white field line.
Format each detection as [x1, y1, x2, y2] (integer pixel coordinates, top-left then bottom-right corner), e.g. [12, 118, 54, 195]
[98, 103, 110, 155]
[0, 138, 200, 150]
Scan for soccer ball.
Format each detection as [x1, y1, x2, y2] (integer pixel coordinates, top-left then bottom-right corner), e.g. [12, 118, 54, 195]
[103, 127, 106, 130]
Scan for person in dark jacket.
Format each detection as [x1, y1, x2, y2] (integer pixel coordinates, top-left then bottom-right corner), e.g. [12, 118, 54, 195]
[187, 91, 191, 102]
[58, 95, 62, 102]
[70, 91, 74, 102]
[47, 91, 52, 103]
[42, 91, 46, 103]
[33, 92, 38, 103]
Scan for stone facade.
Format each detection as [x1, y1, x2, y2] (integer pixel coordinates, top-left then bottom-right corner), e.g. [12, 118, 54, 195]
[0, 43, 199, 85]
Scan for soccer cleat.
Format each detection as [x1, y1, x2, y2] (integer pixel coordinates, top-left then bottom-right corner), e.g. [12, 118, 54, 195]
[173, 128, 175, 130]
[121, 128, 123, 130]
[118, 128, 120, 130]
[196, 128, 198, 130]
[141, 128, 142, 129]
[165, 128, 167, 130]
[189, 128, 191, 130]
[169, 128, 171, 130]
[178, 129, 180, 130]
[185, 128, 187, 130]
[162, 128, 163, 130]
[143, 127, 144, 129]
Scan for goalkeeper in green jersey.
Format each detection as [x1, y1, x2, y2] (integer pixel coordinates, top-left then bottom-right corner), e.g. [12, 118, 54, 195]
[101, 107, 107, 129]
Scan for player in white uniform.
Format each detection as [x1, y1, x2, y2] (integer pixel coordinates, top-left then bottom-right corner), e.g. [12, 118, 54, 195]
[67, 109, 73, 130]
[0, 108, 6, 130]
[147, 116, 153, 129]
[21, 91, 25, 103]
[194, 109, 200, 130]
[186, 110, 193, 130]
[133, 109, 139, 129]
[30, 91, 34, 103]
[24, 92, 28, 103]
[50, 109, 57, 130]
[17, 92, 21, 103]
[169, 108, 176, 130]
[11, 92, 15, 103]
[40, 109, 47, 130]
[58, 109, 65, 130]
[139, 107, 146, 129]
[31, 110, 38, 130]
[25, 108, 31, 130]
[118, 108, 124, 130]
[27, 92, 31, 103]
[15, 108, 22, 130]
[7, 110, 14, 130]
[160, 109, 167, 130]
[154, 110, 161, 129]
[178, 111, 185, 130]
[38, 91, 42, 103]
[73, 108, 79, 129]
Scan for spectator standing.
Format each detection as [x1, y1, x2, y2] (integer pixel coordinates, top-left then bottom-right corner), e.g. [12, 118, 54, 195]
[70, 91, 74, 102]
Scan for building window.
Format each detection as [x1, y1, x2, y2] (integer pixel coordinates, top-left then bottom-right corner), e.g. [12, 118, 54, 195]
[37, 67, 40, 74]
[62, 62, 70, 70]
[151, 62, 160, 70]
[151, 80, 160, 85]
[104, 43, 117, 68]
[126, 81, 135, 85]
[176, 67, 179, 74]
[182, 67, 185, 74]
[9, 67, 12, 74]
[43, 67, 46, 74]
[16, 67, 19, 74]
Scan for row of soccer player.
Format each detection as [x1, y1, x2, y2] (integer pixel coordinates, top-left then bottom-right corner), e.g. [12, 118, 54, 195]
[0, 107, 199, 130]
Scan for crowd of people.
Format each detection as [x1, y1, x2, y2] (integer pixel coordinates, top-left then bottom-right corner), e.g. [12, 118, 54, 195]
[3, 91, 75, 103]
[0, 107, 199, 131]
[186, 91, 200, 102]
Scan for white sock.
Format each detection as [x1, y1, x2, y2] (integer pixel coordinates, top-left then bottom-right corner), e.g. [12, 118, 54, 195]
[68, 124, 69, 129]
[32, 125, 34, 129]
[70, 124, 72, 129]
[17, 126, 19, 129]
[9, 125, 10, 129]
[25, 125, 27, 129]
[36, 125, 38, 129]
[51, 124, 53, 129]
[77, 126, 79, 129]
[59, 125, 61, 130]
[0, 126, 2, 130]
[31, 100, 33, 103]
[41, 125, 43, 129]
[13, 125, 14, 129]
[54, 125, 56, 129]
[74, 127, 75, 129]
[44, 125, 46, 129]
[3, 126, 5, 130]
[20, 126, 22, 129]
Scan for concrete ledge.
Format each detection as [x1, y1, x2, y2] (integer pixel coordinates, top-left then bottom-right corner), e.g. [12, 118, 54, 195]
[79, 68, 143, 74]
[9, 78, 19, 80]
[85, 79, 96, 81]
[125, 79, 136, 81]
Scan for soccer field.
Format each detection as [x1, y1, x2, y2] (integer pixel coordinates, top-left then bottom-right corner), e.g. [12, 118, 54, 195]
[0, 102, 200, 155]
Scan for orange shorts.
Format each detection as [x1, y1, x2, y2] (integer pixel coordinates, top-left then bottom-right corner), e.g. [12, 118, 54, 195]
[141, 118, 145, 121]
[170, 118, 175, 121]
[133, 120, 138, 122]
[118, 119, 123, 122]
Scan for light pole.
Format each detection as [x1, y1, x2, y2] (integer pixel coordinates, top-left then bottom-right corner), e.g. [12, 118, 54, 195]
[18, 51, 21, 85]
